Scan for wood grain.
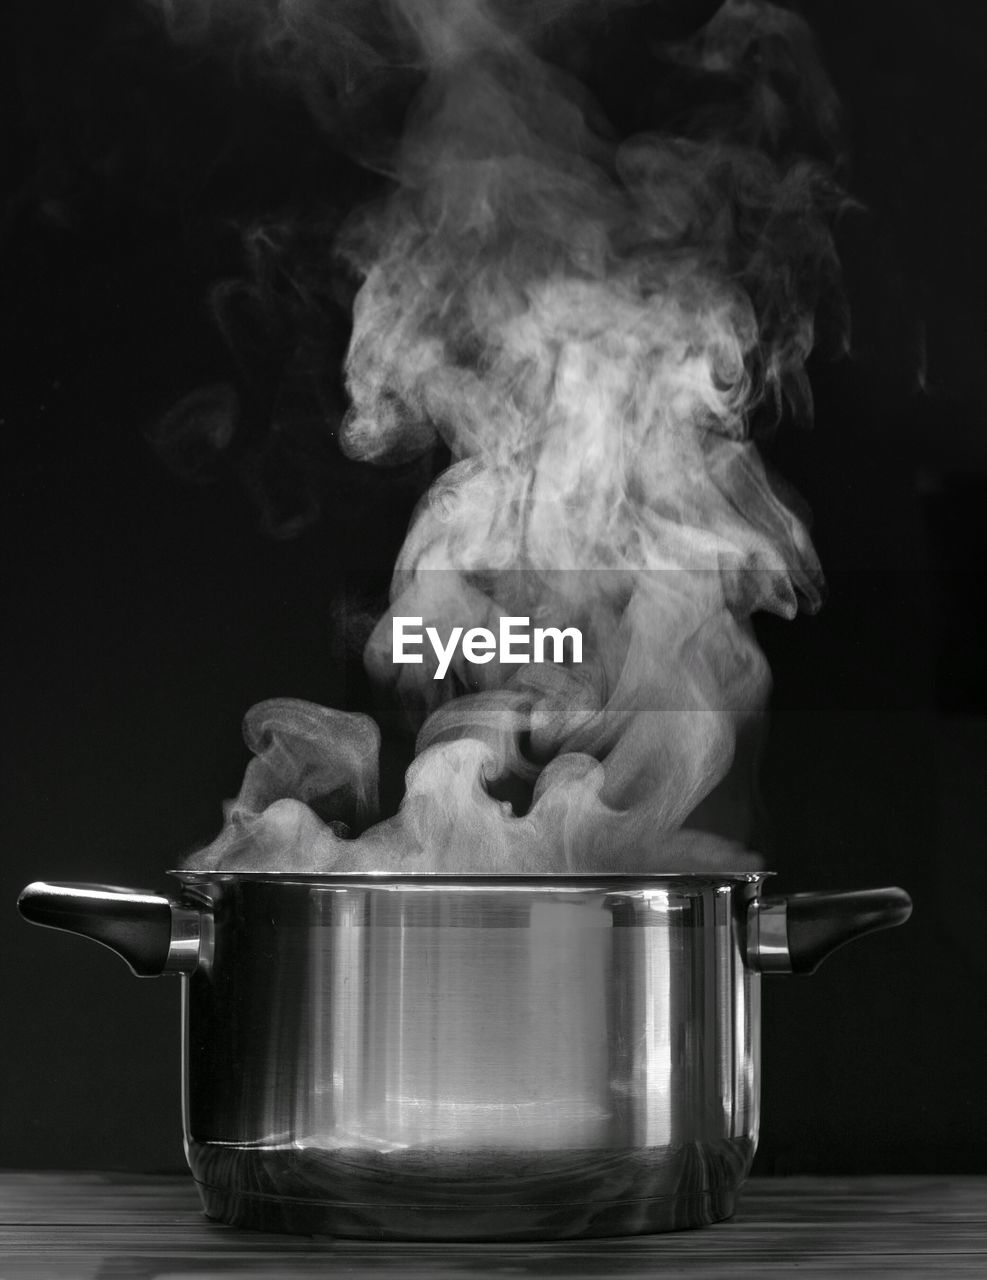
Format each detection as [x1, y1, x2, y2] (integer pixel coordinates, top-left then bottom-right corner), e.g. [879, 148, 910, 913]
[0, 1173, 983, 1278]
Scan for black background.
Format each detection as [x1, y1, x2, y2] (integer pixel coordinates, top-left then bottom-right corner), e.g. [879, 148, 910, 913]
[3, 0, 986, 1174]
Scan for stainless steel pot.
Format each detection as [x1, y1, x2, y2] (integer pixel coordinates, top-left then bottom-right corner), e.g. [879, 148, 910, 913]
[18, 873, 910, 1240]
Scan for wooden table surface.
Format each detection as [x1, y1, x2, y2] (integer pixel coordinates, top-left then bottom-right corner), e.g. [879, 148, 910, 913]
[0, 1172, 983, 1278]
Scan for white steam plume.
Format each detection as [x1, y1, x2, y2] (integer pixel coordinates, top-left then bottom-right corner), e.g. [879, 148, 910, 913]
[182, 0, 847, 874]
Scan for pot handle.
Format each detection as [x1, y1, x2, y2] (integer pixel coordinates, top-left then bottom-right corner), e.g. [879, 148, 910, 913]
[747, 886, 912, 975]
[17, 881, 201, 977]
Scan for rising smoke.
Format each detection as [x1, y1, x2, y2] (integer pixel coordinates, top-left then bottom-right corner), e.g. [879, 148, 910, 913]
[158, 0, 848, 873]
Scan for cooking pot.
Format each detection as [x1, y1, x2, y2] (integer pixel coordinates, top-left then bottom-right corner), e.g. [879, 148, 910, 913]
[18, 872, 910, 1241]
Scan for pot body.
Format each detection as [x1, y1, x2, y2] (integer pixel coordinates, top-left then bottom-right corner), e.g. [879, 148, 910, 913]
[179, 873, 761, 1239]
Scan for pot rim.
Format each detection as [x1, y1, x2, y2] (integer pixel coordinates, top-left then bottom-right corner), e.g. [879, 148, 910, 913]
[168, 869, 771, 886]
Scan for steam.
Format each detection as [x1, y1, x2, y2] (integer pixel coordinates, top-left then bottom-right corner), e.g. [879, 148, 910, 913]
[178, 0, 846, 873]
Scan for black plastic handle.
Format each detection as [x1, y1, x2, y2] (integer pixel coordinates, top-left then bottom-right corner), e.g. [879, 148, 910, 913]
[18, 881, 175, 976]
[786, 887, 912, 974]
[749, 886, 912, 975]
